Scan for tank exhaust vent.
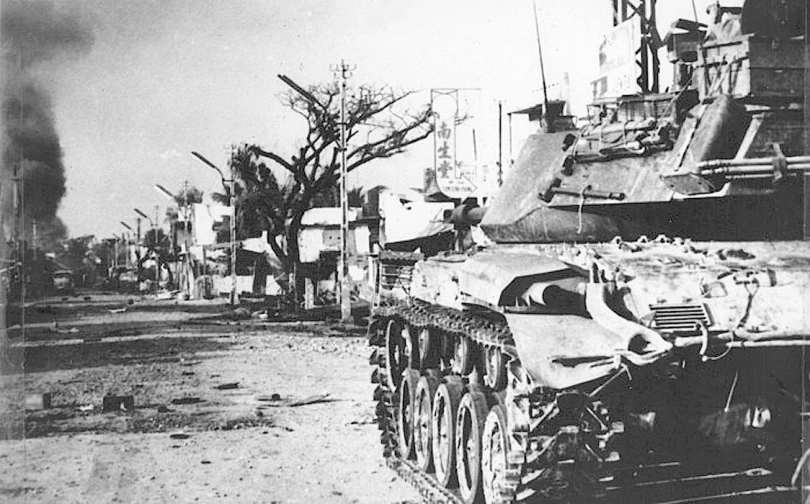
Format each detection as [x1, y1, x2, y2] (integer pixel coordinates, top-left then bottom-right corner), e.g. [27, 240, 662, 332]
[649, 303, 711, 333]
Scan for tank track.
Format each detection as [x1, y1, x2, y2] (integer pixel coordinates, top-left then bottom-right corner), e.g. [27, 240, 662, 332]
[369, 301, 800, 503]
[370, 301, 510, 504]
[369, 300, 610, 503]
[372, 302, 517, 357]
[387, 456, 462, 504]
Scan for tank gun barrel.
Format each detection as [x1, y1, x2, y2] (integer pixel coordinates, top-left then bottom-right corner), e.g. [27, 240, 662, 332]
[444, 204, 487, 226]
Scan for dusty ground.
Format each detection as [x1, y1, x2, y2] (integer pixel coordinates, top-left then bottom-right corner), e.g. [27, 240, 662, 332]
[0, 293, 420, 503]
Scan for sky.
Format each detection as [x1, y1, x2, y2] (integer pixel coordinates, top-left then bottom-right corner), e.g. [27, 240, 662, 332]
[3, 0, 713, 239]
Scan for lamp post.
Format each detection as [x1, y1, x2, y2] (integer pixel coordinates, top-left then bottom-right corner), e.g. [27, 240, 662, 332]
[155, 183, 181, 293]
[191, 151, 238, 305]
[134, 207, 159, 297]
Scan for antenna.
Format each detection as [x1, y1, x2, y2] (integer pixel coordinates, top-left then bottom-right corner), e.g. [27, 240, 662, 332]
[532, 1, 551, 132]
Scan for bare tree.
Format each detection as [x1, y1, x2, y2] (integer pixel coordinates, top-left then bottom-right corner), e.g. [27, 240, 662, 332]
[238, 81, 432, 275]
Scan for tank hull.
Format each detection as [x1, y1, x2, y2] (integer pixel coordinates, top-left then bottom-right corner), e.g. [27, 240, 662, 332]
[370, 238, 808, 502]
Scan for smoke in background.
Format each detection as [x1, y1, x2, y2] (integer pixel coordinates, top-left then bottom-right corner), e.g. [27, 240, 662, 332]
[1, 0, 95, 250]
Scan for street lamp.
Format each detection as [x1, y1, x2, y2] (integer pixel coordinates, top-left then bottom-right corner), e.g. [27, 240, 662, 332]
[133, 208, 153, 227]
[154, 184, 180, 293]
[134, 207, 159, 297]
[155, 182, 193, 297]
[154, 183, 173, 200]
[191, 151, 238, 305]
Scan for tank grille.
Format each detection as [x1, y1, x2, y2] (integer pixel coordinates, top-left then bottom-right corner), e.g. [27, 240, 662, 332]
[649, 303, 711, 333]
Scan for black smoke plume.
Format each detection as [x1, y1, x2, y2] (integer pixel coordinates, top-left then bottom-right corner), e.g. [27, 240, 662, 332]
[1, 0, 95, 249]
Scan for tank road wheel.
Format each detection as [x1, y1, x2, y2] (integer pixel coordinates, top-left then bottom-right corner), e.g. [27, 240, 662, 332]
[385, 319, 409, 389]
[482, 404, 516, 504]
[414, 372, 441, 471]
[439, 331, 455, 372]
[402, 324, 420, 368]
[416, 327, 438, 369]
[456, 390, 489, 504]
[398, 369, 420, 459]
[432, 376, 465, 488]
[483, 346, 508, 391]
[452, 334, 476, 376]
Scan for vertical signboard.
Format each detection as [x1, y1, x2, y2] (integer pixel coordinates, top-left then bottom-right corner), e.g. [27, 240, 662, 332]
[591, 17, 641, 99]
[432, 89, 476, 198]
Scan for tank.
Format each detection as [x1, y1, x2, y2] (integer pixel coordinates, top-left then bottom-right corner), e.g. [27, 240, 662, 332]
[368, 1, 808, 502]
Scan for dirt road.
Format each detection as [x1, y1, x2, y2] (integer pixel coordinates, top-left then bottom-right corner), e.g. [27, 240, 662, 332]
[0, 294, 421, 503]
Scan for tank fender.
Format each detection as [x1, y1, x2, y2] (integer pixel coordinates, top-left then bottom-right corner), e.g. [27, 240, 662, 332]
[504, 283, 672, 390]
[506, 312, 635, 390]
[585, 282, 673, 364]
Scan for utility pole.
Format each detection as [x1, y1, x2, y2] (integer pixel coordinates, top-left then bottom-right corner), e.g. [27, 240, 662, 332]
[135, 218, 142, 279]
[332, 60, 353, 324]
[124, 232, 129, 269]
[229, 170, 238, 306]
[190, 151, 238, 305]
[11, 47, 26, 336]
[183, 180, 190, 297]
[498, 101, 503, 187]
[154, 205, 159, 297]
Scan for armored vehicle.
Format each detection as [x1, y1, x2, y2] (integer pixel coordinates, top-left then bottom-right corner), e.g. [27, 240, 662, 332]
[369, 1, 808, 502]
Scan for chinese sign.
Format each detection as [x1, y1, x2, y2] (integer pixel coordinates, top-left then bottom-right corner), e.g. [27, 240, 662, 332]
[591, 17, 641, 99]
[432, 89, 476, 199]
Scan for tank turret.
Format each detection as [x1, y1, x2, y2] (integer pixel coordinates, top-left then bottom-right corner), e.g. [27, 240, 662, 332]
[483, 0, 806, 245]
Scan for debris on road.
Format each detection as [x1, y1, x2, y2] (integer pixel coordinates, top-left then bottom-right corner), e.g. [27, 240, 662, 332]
[289, 393, 334, 407]
[214, 382, 239, 390]
[348, 415, 375, 426]
[24, 393, 52, 411]
[260, 393, 336, 408]
[256, 393, 282, 402]
[102, 395, 135, 412]
[49, 324, 79, 334]
[2, 291, 422, 502]
[171, 397, 204, 405]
